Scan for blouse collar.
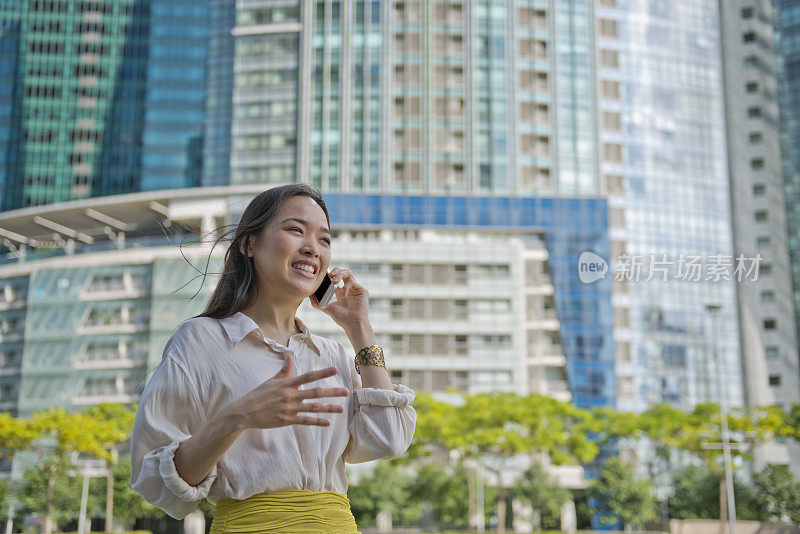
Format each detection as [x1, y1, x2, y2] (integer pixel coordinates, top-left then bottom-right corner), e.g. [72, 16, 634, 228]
[218, 311, 321, 356]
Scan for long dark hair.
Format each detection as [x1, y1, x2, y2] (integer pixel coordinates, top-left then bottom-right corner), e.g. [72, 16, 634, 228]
[196, 184, 330, 320]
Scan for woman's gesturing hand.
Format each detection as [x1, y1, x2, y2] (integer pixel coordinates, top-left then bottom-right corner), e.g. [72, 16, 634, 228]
[224, 354, 350, 430]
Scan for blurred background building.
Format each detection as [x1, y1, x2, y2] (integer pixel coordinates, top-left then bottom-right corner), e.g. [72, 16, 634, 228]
[721, 0, 800, 470]
[0, 0, 799, 511]
[0, 0, 208, 210]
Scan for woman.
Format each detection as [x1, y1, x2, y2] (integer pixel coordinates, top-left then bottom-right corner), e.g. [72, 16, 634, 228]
[130, 184, 417, 533]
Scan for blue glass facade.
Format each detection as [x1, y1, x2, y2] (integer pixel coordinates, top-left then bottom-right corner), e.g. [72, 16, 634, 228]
[775, 0, 800, 363]
[201, 0, 234, 187]
[0, 0, 209, 209]
[0, 10, 21, 210]
[140, 0, 208, 191]
[324, 193, 615, 408]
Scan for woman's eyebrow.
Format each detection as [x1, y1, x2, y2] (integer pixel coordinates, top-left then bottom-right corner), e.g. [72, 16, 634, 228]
[280, 217, 332, 236]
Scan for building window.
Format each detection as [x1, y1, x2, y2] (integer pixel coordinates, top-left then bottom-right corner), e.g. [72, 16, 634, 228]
[744, 56, 759, 68]
[618, 376, 634, 398]
[756, 236, 770, 249]
[769, 375, 781, 386]
[761, 264, 772, 275]
[599, 49, 619, 68]
[741, 7, 754, 18]
[749, 132, 763, 144]
[747, 106, 761, 118]
[600, 80, 620, 99]
[753, 183, 766, 196]
[599, 18, 618, 38]
[743, 32, 756, 42]
[763, 318, 777, 330]
[602, 111, 622, 131]
[761, 290, 775, 303]
[751, 158, 764, 169]
[754, 210, 768, 222]
[746, 81, 759, 93]
[603, 143, 623, 162]
[765, 346, 779, 359]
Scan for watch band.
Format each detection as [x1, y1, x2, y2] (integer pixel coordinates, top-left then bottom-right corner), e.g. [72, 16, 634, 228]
[355, 345, 385, 374]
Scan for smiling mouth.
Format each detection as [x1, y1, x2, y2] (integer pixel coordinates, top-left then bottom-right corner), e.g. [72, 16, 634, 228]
[291, 264, 316, 278]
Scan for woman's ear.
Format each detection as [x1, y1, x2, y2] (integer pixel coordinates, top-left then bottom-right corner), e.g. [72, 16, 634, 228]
[239, 235, 253, 257]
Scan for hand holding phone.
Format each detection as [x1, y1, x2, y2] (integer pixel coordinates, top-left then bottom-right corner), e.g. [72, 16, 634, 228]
[313, 270, 344, 308]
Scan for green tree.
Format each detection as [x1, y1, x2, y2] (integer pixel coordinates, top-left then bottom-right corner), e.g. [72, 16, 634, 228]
[509, 463, 571, 530]
[0, 412, 40, 525]
[17, 453, 100, 528]
[111, 454, 164, 529]
[347, 460, 419, 527]
[753, 464, 800, 523]
[406, 462, 470, 529]
[669, 464, 761, 521]
[29, 408, 113, 534]
[84, 403, 137, 531]
[412, 391, 596, 534]
[669, 465, 719, 519]
[587, 457, 655, 532]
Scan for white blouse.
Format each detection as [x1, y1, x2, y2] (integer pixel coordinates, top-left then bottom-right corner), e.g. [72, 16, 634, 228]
[130, 312, 417, 519]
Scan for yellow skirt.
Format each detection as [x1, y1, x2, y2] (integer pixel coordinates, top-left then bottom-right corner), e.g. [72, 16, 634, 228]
[209, 489, 361, 534]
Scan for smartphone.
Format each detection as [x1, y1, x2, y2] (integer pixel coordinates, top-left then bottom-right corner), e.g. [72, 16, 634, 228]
[314, 271, 339, 308]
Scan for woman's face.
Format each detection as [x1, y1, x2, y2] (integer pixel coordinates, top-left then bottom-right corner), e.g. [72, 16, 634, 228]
[246, 195, 332, 302]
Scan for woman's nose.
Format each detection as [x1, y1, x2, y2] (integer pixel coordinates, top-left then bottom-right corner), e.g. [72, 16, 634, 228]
[300, 239, 320, 257]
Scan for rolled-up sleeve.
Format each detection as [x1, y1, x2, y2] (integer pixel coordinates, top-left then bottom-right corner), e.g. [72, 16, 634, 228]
[130, 354, 217, 519]
[339, 343, 417, 463]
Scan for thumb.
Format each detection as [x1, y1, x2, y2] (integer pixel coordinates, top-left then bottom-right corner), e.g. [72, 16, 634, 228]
[276, 353, 293, 378]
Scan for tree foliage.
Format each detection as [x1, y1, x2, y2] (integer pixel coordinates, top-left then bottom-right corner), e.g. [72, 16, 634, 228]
[509, 463, 570, 530]
[347, 460, 419, 526]
[406, 461, 470, 529]
[753, 464, 800, 524]
[587, 457, 655, 530]
[111, 454, 164, 528]
[669, 464, 762, 521]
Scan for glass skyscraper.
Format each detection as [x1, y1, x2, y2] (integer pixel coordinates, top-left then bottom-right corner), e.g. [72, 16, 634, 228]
[0, 0, 208, 210]
[595, 0, 742, 412]
[775, 0, 800, 387]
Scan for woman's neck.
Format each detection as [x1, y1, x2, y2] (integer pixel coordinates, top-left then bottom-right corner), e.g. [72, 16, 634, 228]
[240, 297, 302, 345]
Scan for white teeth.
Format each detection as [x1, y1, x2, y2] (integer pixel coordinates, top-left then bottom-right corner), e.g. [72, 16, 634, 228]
[292, 263, 315, 274]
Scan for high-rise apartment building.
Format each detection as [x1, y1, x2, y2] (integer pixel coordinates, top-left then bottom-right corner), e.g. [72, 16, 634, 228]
[720, 0, 800, 471]
[218, 1, 601, 195]
[0, 0, 208, 210]
[214, 1, 618, 409]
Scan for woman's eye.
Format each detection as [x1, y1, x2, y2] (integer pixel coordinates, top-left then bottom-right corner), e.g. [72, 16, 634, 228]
[289, 227, 303, 233]
[321, 238, 331, 245]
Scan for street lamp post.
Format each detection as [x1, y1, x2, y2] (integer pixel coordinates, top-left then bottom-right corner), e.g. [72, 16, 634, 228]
[705, 304, 736, 534]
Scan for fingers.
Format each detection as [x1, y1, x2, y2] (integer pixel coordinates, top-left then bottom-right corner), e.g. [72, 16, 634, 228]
[295, 402, 346, 414]
[287, 401, 346, 427]
[286, 415, 334, 427]
[296, 386, 350, 400]
[329, 267, 352, 282]
[284, 366, 339, 387]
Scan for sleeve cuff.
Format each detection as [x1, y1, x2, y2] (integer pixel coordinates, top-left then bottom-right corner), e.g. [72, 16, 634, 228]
[158, 435, 218, 502]
[355, 383, 415, 407]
